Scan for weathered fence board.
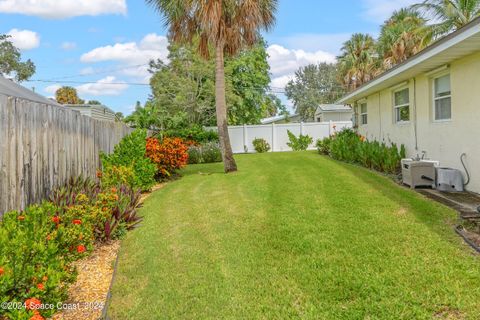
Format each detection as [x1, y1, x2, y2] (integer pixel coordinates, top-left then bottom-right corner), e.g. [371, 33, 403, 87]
[0, 95, 133, 215]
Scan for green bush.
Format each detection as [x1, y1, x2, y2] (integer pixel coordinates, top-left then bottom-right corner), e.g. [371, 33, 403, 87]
[187, 146, 202, 164]
[287, 130, 313, 151]
[100, 129, 157, 191]
[163, 126, 218, 144]
[322, 128, 406, 174]
[187, 142, 222, 164]
[316, 137, 332, 155]
[0, 203, 75, 320]
[100, 165, 136, 190]
[252, 138, 271, 153]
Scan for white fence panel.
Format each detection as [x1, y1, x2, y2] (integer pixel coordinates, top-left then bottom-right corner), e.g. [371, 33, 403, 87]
[207, 121, 353, 153]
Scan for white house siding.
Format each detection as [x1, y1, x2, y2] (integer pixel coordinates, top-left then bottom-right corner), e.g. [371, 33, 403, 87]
[319, 112, 353, 122]
[355, 51, 480, 193]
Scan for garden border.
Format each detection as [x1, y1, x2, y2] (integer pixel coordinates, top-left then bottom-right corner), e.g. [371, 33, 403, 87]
[455, 225, 480, 254]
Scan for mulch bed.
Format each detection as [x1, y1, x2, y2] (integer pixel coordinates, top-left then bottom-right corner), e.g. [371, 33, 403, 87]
[50, 183, 165, 320]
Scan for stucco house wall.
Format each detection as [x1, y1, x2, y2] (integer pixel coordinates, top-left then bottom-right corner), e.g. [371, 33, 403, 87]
[354, 51, 480, 193]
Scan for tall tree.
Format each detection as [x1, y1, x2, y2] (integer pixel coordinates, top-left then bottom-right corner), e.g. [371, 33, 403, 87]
[0, 35, 36, 82]
[55, 86, 83, 105]
[146, 0, 278, 173]
[337, 33, 380, 91]
[124, 101, 161, 130]
[149, 40, 276, 127]
[412, 0, 480, 37]
[285, 63, 345, 120]
[378, 8, 431, 70]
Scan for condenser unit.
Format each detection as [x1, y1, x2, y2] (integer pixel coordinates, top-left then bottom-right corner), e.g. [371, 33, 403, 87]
[401, 159, 438, 189]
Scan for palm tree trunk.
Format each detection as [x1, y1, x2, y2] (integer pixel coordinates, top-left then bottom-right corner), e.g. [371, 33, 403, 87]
[215, 42, 237, 173]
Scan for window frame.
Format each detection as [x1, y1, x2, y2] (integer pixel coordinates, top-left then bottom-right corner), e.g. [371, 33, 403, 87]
[392, 87, 410, 124]
[359, 102, 368, 126]
[432, 73, 452, 122]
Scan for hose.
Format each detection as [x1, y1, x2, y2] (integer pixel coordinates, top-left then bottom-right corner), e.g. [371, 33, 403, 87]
[461, 153, 470, 186]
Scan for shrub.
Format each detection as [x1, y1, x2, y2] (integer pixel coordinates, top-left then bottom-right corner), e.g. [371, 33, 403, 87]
[187, 142, 222, 164]
[252, 138, 270, 153]
[100, 165, 136, 190]
[326, 128, 406, 174]
[0, 203, 73, 320]
[287, 130, 313, 151]
[187, 146, 202, 164]
[93, 187, 143, 242]
[201, 142, 222, 163]
[146, 137, 189, 178]
[100, 129, 157, 191]
[316, 137, 332, 155]
[163, 126, 218, 144]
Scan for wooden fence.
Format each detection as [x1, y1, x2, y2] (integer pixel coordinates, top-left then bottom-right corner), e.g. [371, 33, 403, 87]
[0, 94, 133, 215]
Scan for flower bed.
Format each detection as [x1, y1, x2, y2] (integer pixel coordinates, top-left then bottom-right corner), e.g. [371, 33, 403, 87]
[0, 129, 191, 320]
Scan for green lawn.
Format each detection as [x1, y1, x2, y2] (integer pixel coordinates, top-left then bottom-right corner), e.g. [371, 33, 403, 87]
[108, 152, 480, 319]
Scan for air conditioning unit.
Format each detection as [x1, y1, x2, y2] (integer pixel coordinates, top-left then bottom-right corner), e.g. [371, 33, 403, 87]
[401, 159, 438, 189]
[436, 167, 464, 192]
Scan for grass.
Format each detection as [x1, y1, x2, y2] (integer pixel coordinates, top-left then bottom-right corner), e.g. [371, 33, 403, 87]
[108, 152, 480, 319]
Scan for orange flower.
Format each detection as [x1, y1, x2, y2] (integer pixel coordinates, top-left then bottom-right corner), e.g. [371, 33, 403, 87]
[113, 194, 119, 201]
[72, 219, 82, 225]
[110, 187, 117, 193]
[102, 207, 108, 212]
[77, 245, 86, 253]
[46, 234, 52, 241]
[25, 298, 42, 310]
[0, 267, 4, 275]
[18, 215, 25, 221]
[37, 283, 45, 291]
[30, 314, 44, 320]
[52, 216, 60, 224]
[42, 276, 48, 282]
[96, 171, 103, 178]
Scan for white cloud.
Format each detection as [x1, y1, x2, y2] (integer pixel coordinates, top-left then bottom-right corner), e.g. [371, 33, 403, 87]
[76, 76, 128, 96]
[361, 0, 418, 23]
[81, 34, 169, 64]
[267, 44, 336, 89]
[61, 41, 76, 51]
[44, 84, 61, 95]
[280, 33, 352, 55]
[80, 34, 169, 80]
[0, 0, 127, 19]
[6, 29, 40, 50]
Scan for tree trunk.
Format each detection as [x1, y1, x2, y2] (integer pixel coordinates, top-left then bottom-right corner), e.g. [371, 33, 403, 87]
[215, 42, 238, 173]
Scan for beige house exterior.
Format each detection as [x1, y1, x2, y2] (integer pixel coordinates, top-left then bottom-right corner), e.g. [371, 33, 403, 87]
[339, 17, 480, 194]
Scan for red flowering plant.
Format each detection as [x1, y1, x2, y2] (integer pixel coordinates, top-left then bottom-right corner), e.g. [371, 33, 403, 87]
[145, 137, 189, 179]
[0, 203, 72, 320]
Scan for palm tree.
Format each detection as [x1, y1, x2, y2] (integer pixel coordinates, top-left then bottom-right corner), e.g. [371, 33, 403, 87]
[378, 8, 431, 70]
[146, 0, 278, 173]
[337, 33, 380, 91]
[412, 0, 480, 37]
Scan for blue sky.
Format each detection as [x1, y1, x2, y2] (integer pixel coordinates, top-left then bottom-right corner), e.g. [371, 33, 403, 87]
[0, 0, 418, 115]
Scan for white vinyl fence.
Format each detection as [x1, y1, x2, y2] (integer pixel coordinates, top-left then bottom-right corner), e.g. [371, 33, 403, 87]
[208, 121, 353, 153]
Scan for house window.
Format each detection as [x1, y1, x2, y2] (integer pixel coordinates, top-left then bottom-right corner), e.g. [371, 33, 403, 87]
[360, 103, 368, 125]
[433, 74, 451, 121]
[393, 88, 410, 123]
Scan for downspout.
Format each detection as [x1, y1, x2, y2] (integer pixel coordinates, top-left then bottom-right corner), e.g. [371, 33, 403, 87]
[378, 92, 382, 139]
[413, 78, 418, 151]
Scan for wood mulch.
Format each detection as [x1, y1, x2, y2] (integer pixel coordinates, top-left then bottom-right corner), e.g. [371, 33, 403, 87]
[50, 183, 165, 320]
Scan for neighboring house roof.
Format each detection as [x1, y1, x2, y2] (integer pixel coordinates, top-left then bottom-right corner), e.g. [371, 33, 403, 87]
[315, 104, 352, 113]
[261, 113, 300, 124]
[0, 76, 62, 106]
[65, 104, 117, 122]
[338, 16, 480, 104]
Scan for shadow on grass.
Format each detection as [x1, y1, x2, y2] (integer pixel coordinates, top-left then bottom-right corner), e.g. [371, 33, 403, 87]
[336, 159, 461, 243]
